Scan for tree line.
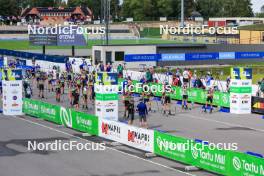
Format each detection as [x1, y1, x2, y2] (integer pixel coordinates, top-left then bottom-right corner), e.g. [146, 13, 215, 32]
[0, 0, 263, 21]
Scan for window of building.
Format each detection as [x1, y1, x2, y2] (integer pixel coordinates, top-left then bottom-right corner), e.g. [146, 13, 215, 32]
[115, 51, 124, 61]
[94, 50, 101, 65]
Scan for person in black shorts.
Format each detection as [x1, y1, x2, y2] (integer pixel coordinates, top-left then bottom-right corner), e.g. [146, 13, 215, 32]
[72, 85, 80, 110]
[82, 84, 88, 109]
[162, 91, 171, 115]
[182, 84, 189, 110]
[123, 92, 131, 118]
[38, 74, 45, 98]
[128, 100, 135, 125]
[55, 79, 61, 102]
[205, 87, 214, 113]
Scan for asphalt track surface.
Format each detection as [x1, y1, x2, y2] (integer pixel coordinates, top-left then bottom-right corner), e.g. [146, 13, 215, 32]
[1, 81, 264, 176]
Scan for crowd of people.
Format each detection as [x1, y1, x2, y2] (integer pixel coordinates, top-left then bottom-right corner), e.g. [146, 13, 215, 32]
[20, 61, 264, 129]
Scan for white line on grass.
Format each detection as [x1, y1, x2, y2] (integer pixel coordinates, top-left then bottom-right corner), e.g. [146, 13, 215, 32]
[14, 116, 196, 176]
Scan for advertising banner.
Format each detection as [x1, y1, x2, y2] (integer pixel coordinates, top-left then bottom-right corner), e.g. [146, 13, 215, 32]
[96, 72, 118, 85]
[125, 125, 154, 153]
[230, 68, 252, 114]
[252, 96, 264, 115]
[95, 93, 119, 101]
[125, 54, 160, 62]
[98, 118, 125, 143]
[219, 52, 235, 60]
[39, 102, 61, 124]
[230, 93, 251, 114]
[23, 99, 98, 135]
[95, 72, 119, 121]
[230, 152, 264, 176]
[95, 100, 118, 120]
[72, 111, 98, 135]
[154, 131, 193, 164]
[29, 26, 88, 46]
[235, 52, 264, 59]
[2, 80, 23, 115]
[185, 52, 219, 61]
[29, 34, 57, 46]
[190, 142, 230, 175]
[231, 68, 252, 80]
[161, 54, 185, 61]
[57, 26, 88, 46]
[23, 98, 41, 117]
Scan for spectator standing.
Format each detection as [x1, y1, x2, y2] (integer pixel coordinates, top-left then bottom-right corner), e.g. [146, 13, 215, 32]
[137, 99, 148, 128]
[117, 64, 124, 78]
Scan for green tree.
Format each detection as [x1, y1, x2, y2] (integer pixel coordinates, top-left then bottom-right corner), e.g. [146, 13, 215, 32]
[110, 0, 121, 20]
[0, 0, 20, 16]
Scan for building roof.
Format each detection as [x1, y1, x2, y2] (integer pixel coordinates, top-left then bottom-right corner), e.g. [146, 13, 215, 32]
[21, 7, 92, 17]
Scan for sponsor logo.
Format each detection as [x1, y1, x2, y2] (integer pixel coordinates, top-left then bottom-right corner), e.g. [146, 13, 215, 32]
[233, 157, 242, 171]
[12, 103, 19, 107]
[60, 107, 72, 128]
[191, 147, 226, 165]
[127, 130, 150, 145]
[76, 116, 92, 126]
[13, 96, 17, 100]
[191, 147, 199, 159]
[106, 109, 114, 112]
[10, 84, 19, 87]
[97, 108, 101, 112]
[253, 102, 264, 109]
[101, 122, 120, 135]
[222, 94, 229, 104]
[231, 95, 238, 98]
[232, 156, 264, 175]
[106, 102, 116, 107]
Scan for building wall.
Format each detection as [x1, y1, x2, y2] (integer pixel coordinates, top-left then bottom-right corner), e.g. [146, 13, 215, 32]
[239, 30, 264, 44]
[92, 45, 157, 69]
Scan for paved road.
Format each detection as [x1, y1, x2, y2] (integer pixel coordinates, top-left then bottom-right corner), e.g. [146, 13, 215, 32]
[0, 114, 215, 176]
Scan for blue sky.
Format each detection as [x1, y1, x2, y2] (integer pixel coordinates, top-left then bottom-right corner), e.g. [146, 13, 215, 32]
[252, 0, 264, 12]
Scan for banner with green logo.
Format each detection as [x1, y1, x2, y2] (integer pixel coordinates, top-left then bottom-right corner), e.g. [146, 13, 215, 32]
[95, 93, 119, 101]
[39, 101, 61, 124]
[72, 110, 98, 136]
[154, 130, 264, 176]
[23, 99, 98, 135]
[23, 98, 41, 117]
[189, 142, 230, 175]
[154, 131, 193, 164]
[230, 152, 264, 176]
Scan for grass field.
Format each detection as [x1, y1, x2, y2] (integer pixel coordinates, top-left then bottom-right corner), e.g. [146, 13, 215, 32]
[0, 39, 189, 50]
